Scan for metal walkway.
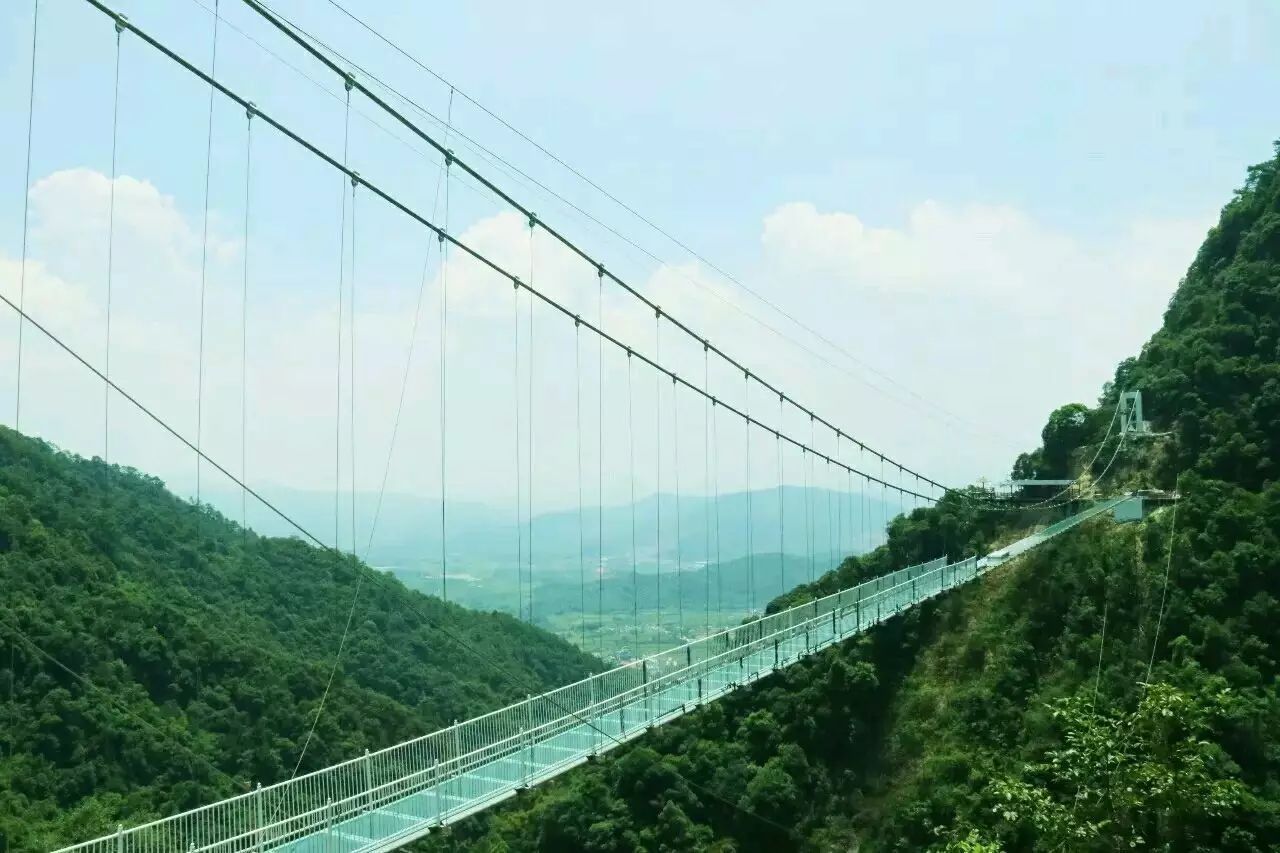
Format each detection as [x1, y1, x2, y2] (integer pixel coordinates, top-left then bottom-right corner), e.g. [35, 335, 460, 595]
[58, 497, 1126, 853]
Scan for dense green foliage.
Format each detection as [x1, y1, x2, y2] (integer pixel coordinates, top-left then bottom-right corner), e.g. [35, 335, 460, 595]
[413, 144, 1280, 850]
[0, 430, 600, 850]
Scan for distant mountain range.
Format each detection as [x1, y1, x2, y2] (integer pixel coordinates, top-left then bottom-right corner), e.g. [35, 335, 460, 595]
[202, 484, 902, 577]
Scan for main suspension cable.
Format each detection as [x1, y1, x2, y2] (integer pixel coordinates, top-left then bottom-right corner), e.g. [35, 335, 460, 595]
[83, 1, 933, 506]
[235, 0, 955, 499]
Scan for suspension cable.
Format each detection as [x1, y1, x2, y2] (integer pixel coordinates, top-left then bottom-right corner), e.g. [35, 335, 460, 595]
[672, 373, 684, 641]
[195, 0, 220, 511]
[860, 445, 868, 553]
[1145, 472, 1183, 684]
[13, 0, 41, 431]
[704, 346, 711, 637]
[360, 97, 451, 560]
[834, 433, 842, 562]
[627, 351, 638, 657]
[826, 458, 834, 572]
[527, 215, 535, 623]
[103, 18, 124, 465]
[745, 371, 754, 613]
[334, 83, 350, 551]
[575, 318, 585, 647]
[776, 394, 785, 599]
[513, 274, 523, 620]
[803, 445, 811, 584]
[597, 269, 604, 654]
[439, 129, 452, 602]
[880, 455, 887, 549]
[712, 396, 723, 626]
[654, 311, 662, 647]
[350, 173, 359, 562]
[282, 82, 361, 798]
[240, 103, 253, 554]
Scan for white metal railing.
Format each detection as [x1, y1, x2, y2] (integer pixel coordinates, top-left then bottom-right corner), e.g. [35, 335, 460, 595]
[56, 498, 1126, 853]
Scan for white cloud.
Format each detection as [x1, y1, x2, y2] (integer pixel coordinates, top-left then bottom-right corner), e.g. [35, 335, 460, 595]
[0, 168, 1208, 527]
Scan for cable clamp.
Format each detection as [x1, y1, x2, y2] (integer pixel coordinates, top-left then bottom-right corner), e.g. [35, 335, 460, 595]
[350, 171, 360, 189]
[245, 101, 258, 121]
[513, 276, 522, 290]
[711, 396, 717, 407]
[703, 338, 710, 352]
[597, 262, 606, 279]
[655, 305, 662, 319]
[574, 314, 581, 327]
[444, 149, 454, 168]
[343, 72, 356, 93]
[528, 212, 538, 230]
[671, 373, 678, 385]
[113, 13, 128, 35]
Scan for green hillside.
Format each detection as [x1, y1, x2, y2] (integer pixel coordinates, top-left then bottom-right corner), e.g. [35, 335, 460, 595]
[0, 428, 601, 851]
[419, 145, 1280, 851]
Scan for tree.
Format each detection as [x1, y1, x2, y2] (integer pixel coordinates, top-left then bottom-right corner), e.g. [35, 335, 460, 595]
[1040, 404, 1091, 476]
[985, 684, 1246, 851]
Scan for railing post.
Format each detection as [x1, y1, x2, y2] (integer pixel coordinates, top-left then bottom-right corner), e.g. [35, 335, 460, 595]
[805, 629, 810, 655]
[432, 758, 443, 824]
[519, 726, 529, 788]
[452, 721, 463, 806]
[325, 798, 334, 853]
[254, 782, 264, 852]
[855, 598, 861, 631]
[697, 676, 703, 703]
[115, 824, 123, 853]
[524, 695, 534, 783]
[642, 660, 651, 726]
[363, 749, 373, 837]
[773, 638, 779, 668]
[588, 674, 598, 756]
[912, 577, 917, 602]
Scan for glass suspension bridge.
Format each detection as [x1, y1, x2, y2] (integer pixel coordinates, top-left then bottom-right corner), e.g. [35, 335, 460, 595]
[60, 496, 1129, 853]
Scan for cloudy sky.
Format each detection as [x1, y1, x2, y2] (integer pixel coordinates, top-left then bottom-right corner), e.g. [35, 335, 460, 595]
[0, 0, 1277, 548]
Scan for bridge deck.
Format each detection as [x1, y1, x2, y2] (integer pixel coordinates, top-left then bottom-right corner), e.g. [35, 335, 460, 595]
[57, 497, 1125, 853]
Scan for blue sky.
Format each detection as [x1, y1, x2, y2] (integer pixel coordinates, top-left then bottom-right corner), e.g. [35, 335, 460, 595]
[0, 0, 1277, 523]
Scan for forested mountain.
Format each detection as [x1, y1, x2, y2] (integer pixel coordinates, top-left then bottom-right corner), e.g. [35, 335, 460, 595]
[420, 144, 1280, 851]
[0, 429, 600, 851]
